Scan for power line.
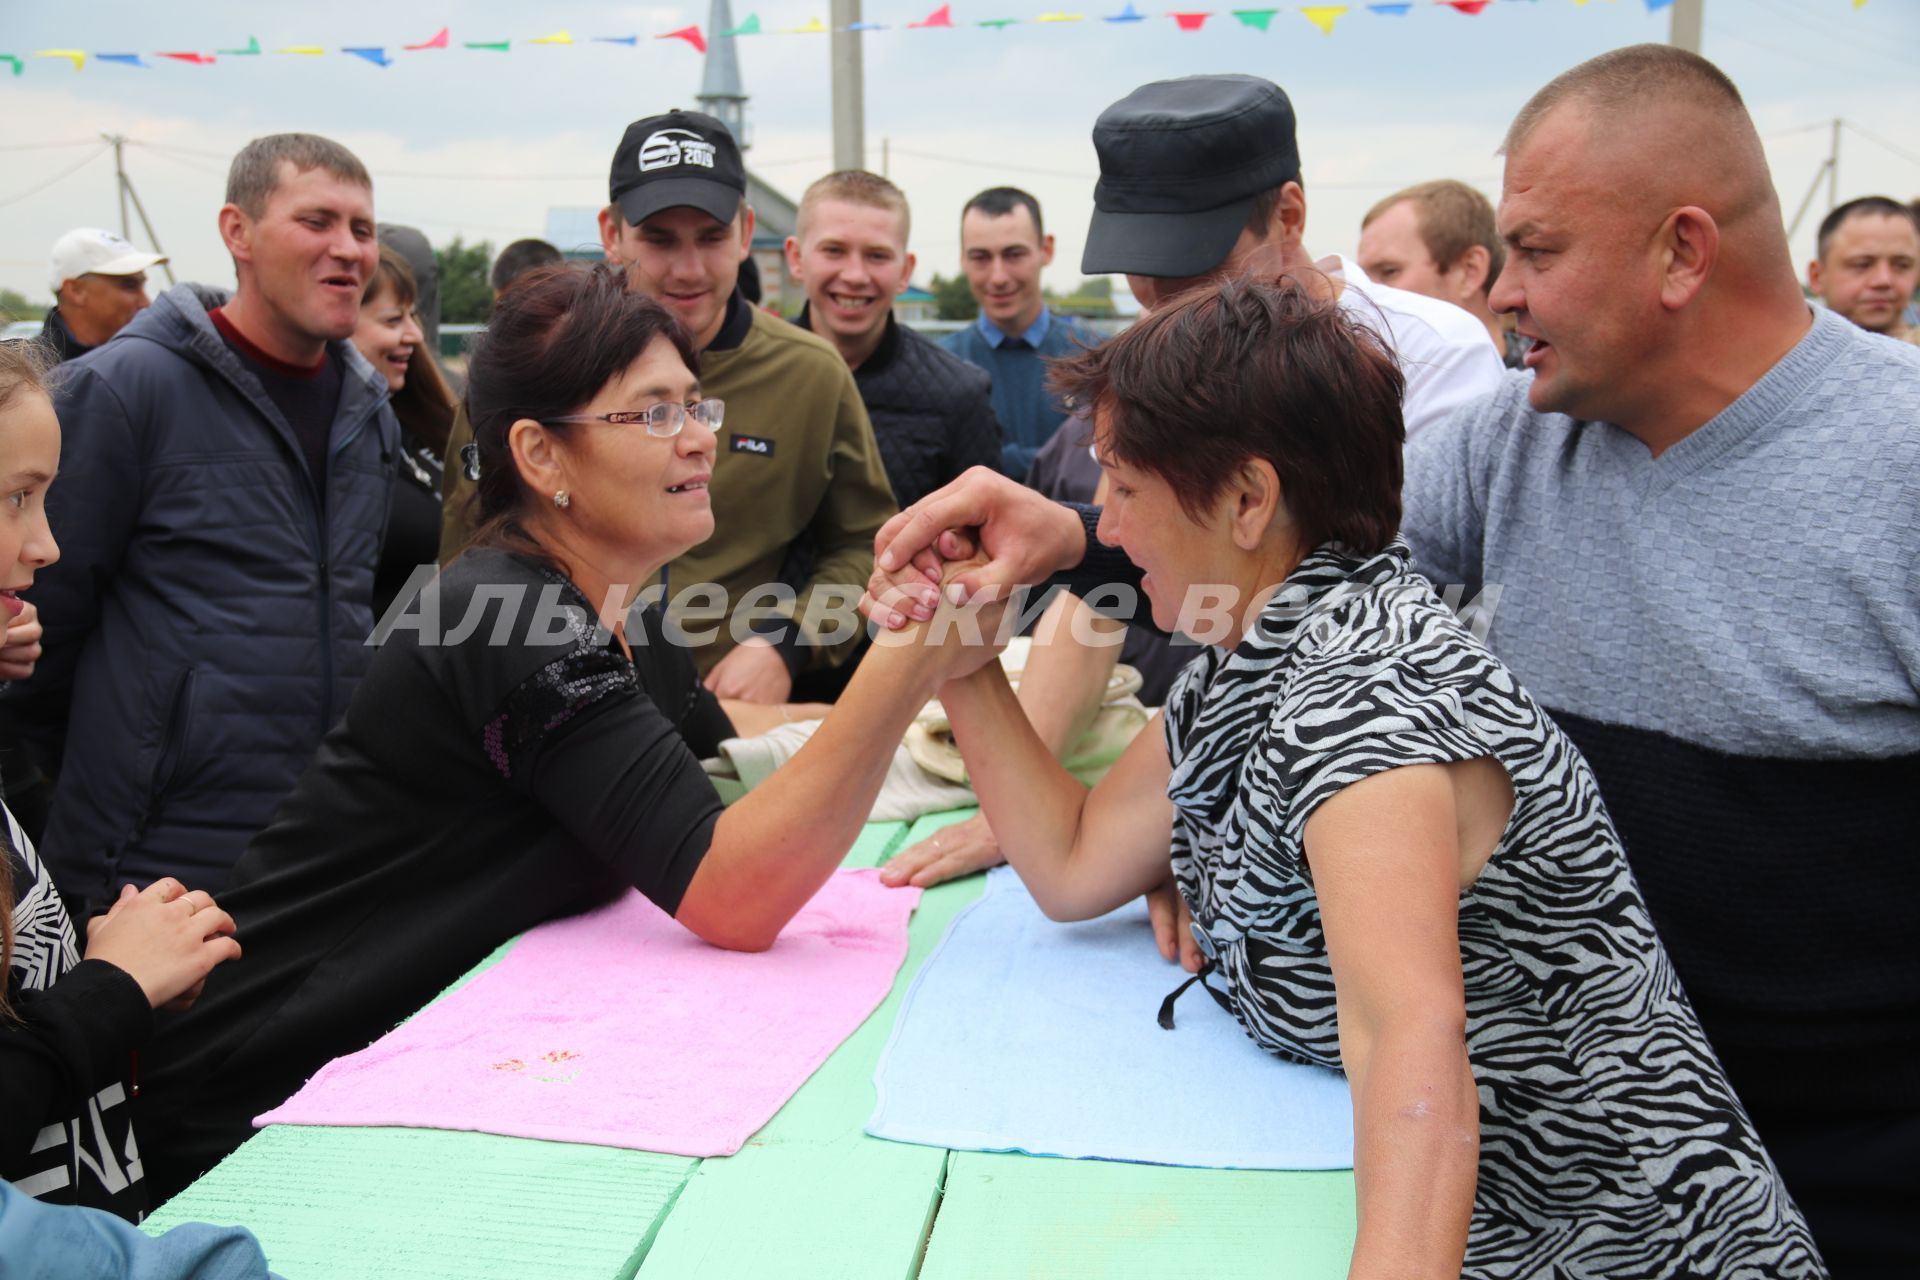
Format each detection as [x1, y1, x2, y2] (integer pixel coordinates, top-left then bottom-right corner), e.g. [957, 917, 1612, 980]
[1842, 121, 1920, 172]
[0, 138, 111, 153]
[0, 145, 111, 211]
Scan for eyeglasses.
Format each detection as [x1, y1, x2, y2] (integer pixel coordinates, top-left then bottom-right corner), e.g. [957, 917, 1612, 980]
[543, 399, 725, 438]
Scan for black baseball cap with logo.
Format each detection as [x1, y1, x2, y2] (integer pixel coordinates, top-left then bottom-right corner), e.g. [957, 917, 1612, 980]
[1082, 75, 1301, 279]
[609, 109, 748, 226]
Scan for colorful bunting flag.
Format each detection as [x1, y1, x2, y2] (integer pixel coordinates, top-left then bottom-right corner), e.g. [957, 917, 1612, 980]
[785, 17, 830, 33]
[848, 21, 890, 30]
[1367, 3, 1412, 12]
[157, 52, 216, 64]
[34, 49, 86, 70]
[723, 14, 764, 34]
[97, 53, 149, 67]
[1105, 3, 1147, 19]
[1170, 11, 1212, 30]
[217, 37, 261, 56]
[404, 28, 450, 50]
[1036, 12, 1086, 21]
[464, 41, 512, 51]
[911, 4, 955, 26]
[529, 31, 574, 45]
[1233, 8, 1278, 29]
[1300, 5, 1349, 33]
[1445, 1, 1492, 13]
[593, 35, 641, 44]
[0, 54, 20, 76]
[277, 46, 326, 55]
[342, 47, 392, 66]
[978, 18, 1021, 27]
[659, 25, 708, 51]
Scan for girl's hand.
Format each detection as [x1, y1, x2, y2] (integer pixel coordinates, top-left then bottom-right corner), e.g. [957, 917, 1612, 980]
[84, 879, 242, 1010]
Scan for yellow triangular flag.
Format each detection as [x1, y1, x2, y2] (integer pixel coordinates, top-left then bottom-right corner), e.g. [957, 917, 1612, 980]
[276, 46, 327, 55]
[1036, 11, 1086, 20]
[530, 30, 575, 44]
[34, 49, 86, 70]
[1853, 0, 1867, 9]
[1299, 5, 1347, 34]
[787, 16, 830, 32]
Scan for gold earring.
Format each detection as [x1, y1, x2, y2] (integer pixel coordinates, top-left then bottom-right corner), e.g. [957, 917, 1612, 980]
[554, 490, 571, 509]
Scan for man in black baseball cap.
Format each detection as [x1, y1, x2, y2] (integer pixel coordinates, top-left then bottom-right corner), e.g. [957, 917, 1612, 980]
[439, 110, 896, 706]
[1084, 74, 1499, 438]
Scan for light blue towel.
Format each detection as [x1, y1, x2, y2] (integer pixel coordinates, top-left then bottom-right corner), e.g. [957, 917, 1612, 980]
[868, 866, 1353, 1169]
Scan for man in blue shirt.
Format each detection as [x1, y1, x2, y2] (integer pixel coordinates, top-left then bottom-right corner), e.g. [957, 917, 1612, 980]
[939, 188, 1093, 479]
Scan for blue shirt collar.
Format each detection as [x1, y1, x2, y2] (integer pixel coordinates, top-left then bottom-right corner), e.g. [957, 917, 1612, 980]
[976, 305, 1052, 349]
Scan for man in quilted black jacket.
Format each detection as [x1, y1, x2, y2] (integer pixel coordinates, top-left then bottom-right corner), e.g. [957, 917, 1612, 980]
[785, 171, 1001, 510]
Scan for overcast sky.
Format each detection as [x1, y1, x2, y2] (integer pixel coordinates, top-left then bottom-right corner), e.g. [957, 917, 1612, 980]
[2, 0, 1915, 303]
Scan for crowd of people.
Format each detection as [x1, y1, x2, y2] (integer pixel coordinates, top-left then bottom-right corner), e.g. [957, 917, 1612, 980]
[2, 39, 1916, 1280]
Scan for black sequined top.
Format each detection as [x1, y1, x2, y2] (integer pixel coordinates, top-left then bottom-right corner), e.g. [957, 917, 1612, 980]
[136, 548, 734, 1198]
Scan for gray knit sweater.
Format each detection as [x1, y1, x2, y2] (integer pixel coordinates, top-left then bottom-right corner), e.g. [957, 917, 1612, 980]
[1402, 306, 1920, 1111]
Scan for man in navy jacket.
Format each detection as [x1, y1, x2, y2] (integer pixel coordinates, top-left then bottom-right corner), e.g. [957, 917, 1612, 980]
[5, 133, 399, 914]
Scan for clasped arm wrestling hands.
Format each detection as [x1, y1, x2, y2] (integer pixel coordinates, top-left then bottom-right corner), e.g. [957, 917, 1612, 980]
[859, 467, 1203, 971]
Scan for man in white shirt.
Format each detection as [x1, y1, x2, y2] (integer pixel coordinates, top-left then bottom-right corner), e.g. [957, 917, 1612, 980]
[1081, 75, 1502, 438]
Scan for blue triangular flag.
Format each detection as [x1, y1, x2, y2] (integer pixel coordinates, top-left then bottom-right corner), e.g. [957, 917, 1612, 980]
[1367, 2, 1414, 12]
[1643, 0, 1676, 10]
[592, 34, 641, 43]
[848, 20, 890, 29]
[342, 46, 392, 66]
[1105, 2, 1146, 20]
[97, 53, 150, 67]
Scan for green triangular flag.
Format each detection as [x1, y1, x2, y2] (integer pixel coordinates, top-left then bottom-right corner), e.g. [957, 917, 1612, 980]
[464, 40, 513, 51]
[1232, 8, 1277, 28]
[722, 13, 763, 35]
[977, 17, 1020, 27]
[217, 35, 261, 55]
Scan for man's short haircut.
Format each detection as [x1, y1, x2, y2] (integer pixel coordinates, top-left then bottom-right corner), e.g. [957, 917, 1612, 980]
[226, 133, 372, 219]
[962, 187, 1044, 242]
[798, 170, 912, 245]
[1815, 196, 1920, 261]
[491, 239, 565, 294]
[1363, 180, 1505, 295]
[1502, 43, 1746, 155]
[1050, 274, 1405, 554]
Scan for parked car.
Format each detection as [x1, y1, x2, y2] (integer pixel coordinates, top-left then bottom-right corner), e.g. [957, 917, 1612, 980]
[2, 320, 43, 342]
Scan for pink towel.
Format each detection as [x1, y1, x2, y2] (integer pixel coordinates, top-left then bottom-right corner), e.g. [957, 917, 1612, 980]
[257, 869, 921, 1156]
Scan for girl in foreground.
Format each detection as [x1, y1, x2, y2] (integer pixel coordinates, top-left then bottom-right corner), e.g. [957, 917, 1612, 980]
[927, 279, 1824, 1279]
[137, 265, 993, 1199]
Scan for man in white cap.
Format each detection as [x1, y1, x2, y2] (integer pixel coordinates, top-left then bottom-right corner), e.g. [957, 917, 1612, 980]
[40, 228, 167, 362]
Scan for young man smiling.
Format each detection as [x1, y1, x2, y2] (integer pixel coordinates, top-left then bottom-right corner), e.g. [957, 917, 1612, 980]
[5, 134, 401, 912]
[785, 170, 999, 511]
[440, 112, 895, 703]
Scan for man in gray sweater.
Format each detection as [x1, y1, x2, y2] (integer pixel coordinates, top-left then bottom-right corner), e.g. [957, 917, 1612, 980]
[1402, 47, 1918, 1277]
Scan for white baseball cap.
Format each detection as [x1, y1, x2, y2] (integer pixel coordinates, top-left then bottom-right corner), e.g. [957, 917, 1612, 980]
[49, 228, 168, 295]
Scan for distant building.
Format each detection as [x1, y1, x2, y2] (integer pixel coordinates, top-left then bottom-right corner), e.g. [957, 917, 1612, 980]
[895, 283, 937, 326]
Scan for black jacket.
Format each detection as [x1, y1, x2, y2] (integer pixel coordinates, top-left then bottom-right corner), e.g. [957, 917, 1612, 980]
[8, 284, 399, 913]
[799, 309, 1001, 509]
[37, 309, 92, 364]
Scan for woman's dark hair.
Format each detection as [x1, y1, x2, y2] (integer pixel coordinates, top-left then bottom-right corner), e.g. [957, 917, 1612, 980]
[362, 243, 457, 456]
[1049, 275, 1406, 555]
[462, 263, 700, 568]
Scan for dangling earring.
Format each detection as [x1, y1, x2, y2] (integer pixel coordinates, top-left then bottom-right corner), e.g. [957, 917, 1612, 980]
[553, 490, 571, 509]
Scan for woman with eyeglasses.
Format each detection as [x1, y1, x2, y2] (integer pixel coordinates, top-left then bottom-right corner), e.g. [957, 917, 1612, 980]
[135, 265, 1000, 1200]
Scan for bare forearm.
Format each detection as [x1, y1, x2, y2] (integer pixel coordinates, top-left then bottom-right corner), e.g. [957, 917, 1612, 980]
[1017, 591, 1124, 758]
[1346, 1027, 1479, 1280]
[941, 664, 1111, 918]
[685, 640, 934, 949]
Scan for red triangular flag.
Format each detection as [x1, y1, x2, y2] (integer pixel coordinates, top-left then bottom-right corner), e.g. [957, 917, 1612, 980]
[1170, 10, 1211, 29]
[156, 51, 217, 64]
[658, 25, 708, 52]
[1445, 0, 1490, 12]
[911, 4, 956, 26]
[405, 27, 450, 51]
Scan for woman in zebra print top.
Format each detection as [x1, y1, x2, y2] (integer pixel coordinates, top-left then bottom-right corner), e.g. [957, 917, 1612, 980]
[930, 279, 1826, 1278]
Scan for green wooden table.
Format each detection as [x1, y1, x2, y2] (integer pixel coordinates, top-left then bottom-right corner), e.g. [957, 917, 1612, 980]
[144, 811, 1355, 1278]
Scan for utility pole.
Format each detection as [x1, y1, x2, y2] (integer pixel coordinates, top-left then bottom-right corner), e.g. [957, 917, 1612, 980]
[1827, 117, 1840, 213]
[1669, 0, 1703, 54]
[101, 133, 178, 287]
[830, 0, 865, 171]
[882, 137, 890, 179]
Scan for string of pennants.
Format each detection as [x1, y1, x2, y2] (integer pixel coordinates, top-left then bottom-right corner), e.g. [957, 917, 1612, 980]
[0, 0, 1872, 76]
